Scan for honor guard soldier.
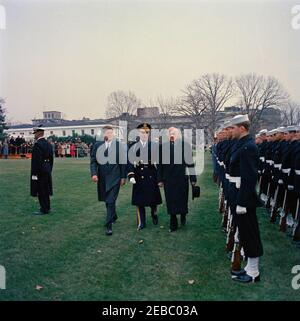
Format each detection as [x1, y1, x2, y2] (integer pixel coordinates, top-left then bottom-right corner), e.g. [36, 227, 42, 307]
[227, 114, 263, 283]
[90, 125, 127, 236]
[127, 123, 162, 230]
[30, 125, 54, 215]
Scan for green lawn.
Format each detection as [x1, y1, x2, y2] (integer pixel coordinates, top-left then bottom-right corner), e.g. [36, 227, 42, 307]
[0, 154, 300, 301]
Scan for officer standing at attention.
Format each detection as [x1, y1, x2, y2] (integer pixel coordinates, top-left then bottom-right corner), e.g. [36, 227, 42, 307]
[30, 125, 54, 215]
[227, 115, 263, 283]
[127, 123, 162, 230]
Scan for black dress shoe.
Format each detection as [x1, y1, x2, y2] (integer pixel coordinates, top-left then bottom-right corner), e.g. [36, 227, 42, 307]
[231, 269, 246, 277]
[169, 227, 177, 232]
[33, 211, 48, 215]
[152, 215, 158, 225]
[112, 215, 118, 223]
[232, 273, 260, 283]
[105, 228, 113, 236]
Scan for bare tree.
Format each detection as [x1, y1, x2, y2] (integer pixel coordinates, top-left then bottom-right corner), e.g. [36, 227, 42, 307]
[176, 81, 208, 128]
[176, 73, 234, 138]
[105, 90, 142, 118]
[0, 98, 8, 141]
[148, 95, 179, 127]
[280, 100, 300, 126]
[235, 73, 289, 132]
[195, 74, 234, 138]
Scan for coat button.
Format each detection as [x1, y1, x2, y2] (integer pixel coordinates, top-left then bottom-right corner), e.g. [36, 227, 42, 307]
[141, 168, 144, 170]
[141, 176, 144, 179]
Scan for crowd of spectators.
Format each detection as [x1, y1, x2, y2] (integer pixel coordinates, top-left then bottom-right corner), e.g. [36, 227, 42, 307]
[0, 136, 91, 159]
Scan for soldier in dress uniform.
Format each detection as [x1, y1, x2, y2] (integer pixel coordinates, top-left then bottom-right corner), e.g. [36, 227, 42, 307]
[30, 125, 54, 215]
[157, 127, 197, 232]
[227, 114, 263, 283]
[292, 127, 300, 243]
[90, 125, 127, 236]
[127, 123, 162, 230]
[277, 126, 299, 231]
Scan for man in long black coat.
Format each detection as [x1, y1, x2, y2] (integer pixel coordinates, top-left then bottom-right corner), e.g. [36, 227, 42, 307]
[127, 123, 162, 230]
[157, 127, 197, 232]
[30, 126, 54, 215]
[90, 126, 127, 236]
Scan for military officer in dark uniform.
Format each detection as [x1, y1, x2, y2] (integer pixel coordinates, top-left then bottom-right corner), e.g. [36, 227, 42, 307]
[90, 125, 127, 236]
[127, 123, 162, 230]
[157, 127, 197, 232]
[227, 115, 263, 283]
[30, 125, 54, 215]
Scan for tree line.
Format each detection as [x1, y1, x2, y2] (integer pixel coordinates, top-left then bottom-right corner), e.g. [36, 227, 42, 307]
[105, 73, 299, 139]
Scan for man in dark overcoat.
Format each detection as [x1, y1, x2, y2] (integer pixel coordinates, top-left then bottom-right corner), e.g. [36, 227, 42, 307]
[90, 125, 127, 236]
[30, 125, 54, 215]
[157, 127, 197, 232]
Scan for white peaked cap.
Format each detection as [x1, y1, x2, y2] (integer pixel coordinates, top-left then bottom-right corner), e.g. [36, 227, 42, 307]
[223, 119, 232, 129]
[258, 129, 268, 135]
[276, 127, 288, 133]
[287, 125, 297, 132]
[230, 114, 249, 126]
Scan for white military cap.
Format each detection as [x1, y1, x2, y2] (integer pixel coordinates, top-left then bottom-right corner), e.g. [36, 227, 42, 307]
[287, 125, 297, 132]
[223, 119, 232, 129]
[33, 125, 45, 133]
[276, 127, 288, 133]
[267, 129, 277, 136]
[230, 114, 249, 126]
[258, 129, 268, 135]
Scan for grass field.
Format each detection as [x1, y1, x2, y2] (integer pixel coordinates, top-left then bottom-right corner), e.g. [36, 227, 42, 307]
[0, 153, 300, 301]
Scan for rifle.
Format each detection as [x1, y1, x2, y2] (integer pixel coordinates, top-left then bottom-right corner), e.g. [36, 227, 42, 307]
[279, 189, 288, 232]
[231, 228, 241, 272]
[293, 198, 300, 242]
[258, 174, 263, 195]
[226, 209, 234, 253]
[219, 186, 225, 213]
[270, 185, 279, 223]
[265, 182, 271, 206]
[222, 205, 229, 232]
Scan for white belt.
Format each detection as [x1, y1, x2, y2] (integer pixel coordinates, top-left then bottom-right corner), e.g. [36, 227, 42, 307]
[229, 176, 241, 189]
[295, 170, 300, 175]
[274, 164, 282, 169]
[259, 157, 265, 162]
[220, 161, 225, 167]
[225, 173, 230, 180]
[266, 160, 273, 165]
[282, 168, 291, 174]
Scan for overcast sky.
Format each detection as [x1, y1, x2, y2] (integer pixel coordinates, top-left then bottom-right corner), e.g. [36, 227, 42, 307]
[0, 0, 300, 123]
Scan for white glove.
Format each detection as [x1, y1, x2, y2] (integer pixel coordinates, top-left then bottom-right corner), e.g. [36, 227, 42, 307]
[129, 177, 136, 184]
[278, 179, 283, 185]
[31, 175, 38, 181]
[288, 185, 294, 191]
[236, 205, 247, 215]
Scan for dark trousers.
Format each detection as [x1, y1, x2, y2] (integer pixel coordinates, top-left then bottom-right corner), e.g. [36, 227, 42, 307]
[233, 206, 263, 258]
[38, 187, 51, 214]
[105, 202, 116, 228]
[137, 206, 157, 228]
[170, 214, 186, 230]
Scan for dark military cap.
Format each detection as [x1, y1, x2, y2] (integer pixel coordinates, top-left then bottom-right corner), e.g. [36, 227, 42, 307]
[137, 123, 151, 131]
